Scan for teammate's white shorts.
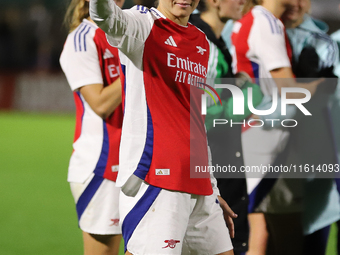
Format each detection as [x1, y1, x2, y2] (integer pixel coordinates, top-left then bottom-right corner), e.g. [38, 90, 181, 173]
[242, 127, 289, 170]
[120, 182, 233, 255]
[70, 173, 121, 235]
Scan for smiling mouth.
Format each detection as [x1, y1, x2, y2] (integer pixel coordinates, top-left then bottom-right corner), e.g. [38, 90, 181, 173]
[286, 9, 298, 15]
[175, 2, 192, 7]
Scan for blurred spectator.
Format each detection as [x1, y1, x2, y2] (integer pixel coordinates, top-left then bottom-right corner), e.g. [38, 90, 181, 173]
[282, 1, 340, 255]
[0, 1, 68, 72]
[27, 0, 53, 71]
[0, 7, 21, 70]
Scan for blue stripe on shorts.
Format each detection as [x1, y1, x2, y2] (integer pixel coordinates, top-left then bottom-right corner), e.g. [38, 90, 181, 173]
[76, 175, 104, 221]
[122, 185, 162, 252]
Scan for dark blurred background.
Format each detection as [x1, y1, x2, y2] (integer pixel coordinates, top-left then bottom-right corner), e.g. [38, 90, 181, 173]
[0, 0, 134, 112]
[0, 0, 134, 72]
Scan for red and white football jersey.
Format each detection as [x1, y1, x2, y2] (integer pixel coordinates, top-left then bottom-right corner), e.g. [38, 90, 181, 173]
[231, 6, 293, 197]
[60, 19, 123, 183]
[231, 5, 292, 95]
[91, 4, 212, 195]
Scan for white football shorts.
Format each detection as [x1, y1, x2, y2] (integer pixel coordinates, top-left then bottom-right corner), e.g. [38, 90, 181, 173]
[119, 181, 233, 255]
[70, 173, 121, 235]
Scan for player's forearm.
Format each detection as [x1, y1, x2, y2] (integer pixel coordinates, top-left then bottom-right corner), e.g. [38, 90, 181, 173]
[97, 80, 122, 119]
[80, 79, 122, 119]
[89, 0, 126, 38]
[270, 67, 321, 98]
[276, 79, 321, 98]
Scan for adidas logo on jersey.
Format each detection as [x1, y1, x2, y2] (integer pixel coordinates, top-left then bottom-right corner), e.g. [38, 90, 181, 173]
[103, 49, 114, 59]
[164, 36, 177, 47]
[156, 169, 170, 175]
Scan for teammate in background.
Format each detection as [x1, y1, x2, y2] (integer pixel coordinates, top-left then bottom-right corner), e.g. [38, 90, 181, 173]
[232, 0, 322, 254]
[90, 0, 236, 254]
[60, 0, 124, 254]
[190, 1, 262, 254]
[282, 1, 340, 254]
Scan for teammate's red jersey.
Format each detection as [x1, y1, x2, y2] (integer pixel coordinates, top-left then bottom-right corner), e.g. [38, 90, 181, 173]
[232, 6, 292, 95]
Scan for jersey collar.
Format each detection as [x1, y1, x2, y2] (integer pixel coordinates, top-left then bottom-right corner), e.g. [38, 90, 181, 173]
[83, 18, 98, 29]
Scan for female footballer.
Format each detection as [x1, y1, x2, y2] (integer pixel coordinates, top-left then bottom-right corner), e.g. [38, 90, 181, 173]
[60, 0, 124, 254]
[89, 0, 237, 254]
[232, 0, 323, 254]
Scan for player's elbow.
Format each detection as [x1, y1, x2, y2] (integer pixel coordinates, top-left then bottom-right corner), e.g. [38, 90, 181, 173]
[93, 106, 112, 119]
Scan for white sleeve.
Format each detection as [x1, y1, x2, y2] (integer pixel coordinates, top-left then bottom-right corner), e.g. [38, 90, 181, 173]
[250, 15, 291, 72]
[60, 29, 103, 91]
[210, 171, 220, 196]
[90, 0, 152, 56]
[208, 146, 221, 196]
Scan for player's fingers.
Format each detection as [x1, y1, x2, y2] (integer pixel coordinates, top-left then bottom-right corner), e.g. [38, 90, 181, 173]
[218, 196, 238, 218]
[225, 216, 235, 239]
[225, 206, 238, 219]
[218, 196, 236, 238]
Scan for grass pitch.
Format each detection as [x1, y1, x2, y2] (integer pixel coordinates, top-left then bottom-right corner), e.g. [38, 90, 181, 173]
[0, 112, 82, 254]
[0, 112, 126, 255]
[0, 111, 337, 255]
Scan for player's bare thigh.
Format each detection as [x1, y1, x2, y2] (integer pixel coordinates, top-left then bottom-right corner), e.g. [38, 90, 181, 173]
[83, 232, 122, 255]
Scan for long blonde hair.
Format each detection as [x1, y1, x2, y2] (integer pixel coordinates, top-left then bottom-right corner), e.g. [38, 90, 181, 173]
[243, 0, 263, 15]
[64, 0, 89, 32]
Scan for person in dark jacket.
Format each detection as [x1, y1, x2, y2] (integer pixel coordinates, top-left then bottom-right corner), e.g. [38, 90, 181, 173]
[190, 1, 263, 254]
